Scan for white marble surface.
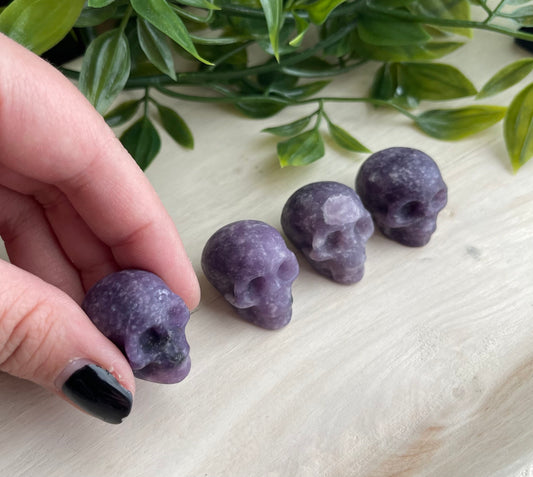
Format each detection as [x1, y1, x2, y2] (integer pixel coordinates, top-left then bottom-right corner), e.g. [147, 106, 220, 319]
[1, 29, 533, 477]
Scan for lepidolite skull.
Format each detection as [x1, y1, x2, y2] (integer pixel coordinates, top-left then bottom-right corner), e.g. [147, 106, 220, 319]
[355, 147, 448, 247]
[82, 269, 191, 384]
[201, 220, 299, 330]
[281, 181, 374, 284]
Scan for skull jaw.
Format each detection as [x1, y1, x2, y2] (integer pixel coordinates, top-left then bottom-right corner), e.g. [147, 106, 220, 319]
[133, 355, 191, 384]
[308, 257, 365, 284]
[235, 304, 292, 330]
[379, 220, 437, 247]
[305, 247, 367, 284]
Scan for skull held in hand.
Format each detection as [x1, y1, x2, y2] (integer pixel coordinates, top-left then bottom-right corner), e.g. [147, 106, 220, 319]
[82, 269, 191, 384]
[201, 220, 299, 330]
[281, 181, 374, 284]
[355, 147, 448, 247]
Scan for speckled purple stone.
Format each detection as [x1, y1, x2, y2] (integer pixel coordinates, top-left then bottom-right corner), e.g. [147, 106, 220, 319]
[82, 269, 191, 384]
[201, 220, 299, 330]
[281, 181, 374, 284]
[355, 147, 448, 247]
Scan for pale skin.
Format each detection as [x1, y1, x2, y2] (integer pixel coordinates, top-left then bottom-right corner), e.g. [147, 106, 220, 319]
[0, 33, 200, 410]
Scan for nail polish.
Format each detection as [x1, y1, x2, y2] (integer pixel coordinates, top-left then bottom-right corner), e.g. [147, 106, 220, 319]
[61, 364, 133, 424]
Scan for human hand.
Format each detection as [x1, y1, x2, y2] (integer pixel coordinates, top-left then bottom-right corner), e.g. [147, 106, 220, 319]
[0, 34, 200, 423]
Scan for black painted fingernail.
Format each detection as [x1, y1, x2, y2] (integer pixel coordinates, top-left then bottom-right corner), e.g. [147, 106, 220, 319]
[61, 364, 132, 424]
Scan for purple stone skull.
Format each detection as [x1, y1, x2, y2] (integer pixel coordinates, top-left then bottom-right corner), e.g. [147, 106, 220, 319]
[82, 269, 191, 384]
[355, 147, 448, 247]
[281, 181, 374, 284]
[201, 220, 299, 330]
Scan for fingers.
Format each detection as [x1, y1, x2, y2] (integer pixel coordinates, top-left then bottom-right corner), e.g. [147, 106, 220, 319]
[0, 34, 200, 309]
[0, 185, 87, 301]
[0, 261, 135, 424]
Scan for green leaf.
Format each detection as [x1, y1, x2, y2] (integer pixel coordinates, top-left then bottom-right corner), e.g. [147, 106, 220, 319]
[137, 17, 176, 80]
[270, 80, 330, 99]
[277, 129, 325, 166]
[507, 6, 533, 25]
[289, 12, 309, 47]
[130, 0, 212, 65]
[327, 121, 370, 152]
[88, 0, 115, 6]
[75, 4, 117, 28]
[79, 28, 131, 114]
[104, 100, 141, 127]
[280, 56, 337, 77]
[260, 0, 283, 60]
[156, 104, 194, 149]
[357, 10, 431, 46]
[262, 115, 313, 136]
[299, 0, 347, 25]
[408, 0, 472, 38]
[370, 63, 398, 101]
[0, 0, 85, 55]
[370, 0, 416, 6]
[415, 106, 506, 140]
[477, 59, 533, 99]
[397, 62, 477, 100]
[120, 116, 161, 170]
[351, 31, 464, 61]
[178, 0, 220, 9]
[504, 83, 533, 172]
[235, 99, 286, 118]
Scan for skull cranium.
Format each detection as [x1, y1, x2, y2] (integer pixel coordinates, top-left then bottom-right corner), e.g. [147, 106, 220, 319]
[281, 181, 374, 284]
[82, 269, 191, 384]
[201, 220, 299, 330]
[355, 147, 448, 247]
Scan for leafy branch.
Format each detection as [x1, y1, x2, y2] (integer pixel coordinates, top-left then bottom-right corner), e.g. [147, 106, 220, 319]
[2, 0, 533, 171]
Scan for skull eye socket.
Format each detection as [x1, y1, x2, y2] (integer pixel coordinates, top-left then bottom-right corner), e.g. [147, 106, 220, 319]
[355, 216, 373, 236]
[277, 258, 296, 281]
[397, 200, 425, 221]
[247, 276, 267, 296]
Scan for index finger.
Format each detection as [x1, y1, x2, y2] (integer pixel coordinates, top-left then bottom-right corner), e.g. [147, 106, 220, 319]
[0, 34, 200, 309]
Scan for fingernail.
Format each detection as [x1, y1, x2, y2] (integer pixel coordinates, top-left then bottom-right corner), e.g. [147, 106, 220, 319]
[60, 363, 132, 424]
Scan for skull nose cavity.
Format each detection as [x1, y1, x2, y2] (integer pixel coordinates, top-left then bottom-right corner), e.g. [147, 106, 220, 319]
[139, 326, 171, 354]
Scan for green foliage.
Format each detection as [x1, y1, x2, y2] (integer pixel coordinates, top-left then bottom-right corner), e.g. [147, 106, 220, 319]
[477, 59, 533, 99]
[0, 0, 85, 55]
[120, 115, 161, 170]
[79, 28, 131, 114]
[4, 0, 533, 171]
[504, 83, 533, 172]
[415, 106, 506, 140]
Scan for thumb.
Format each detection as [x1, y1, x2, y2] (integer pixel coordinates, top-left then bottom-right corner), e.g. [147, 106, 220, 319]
[0, 261, 135, 424]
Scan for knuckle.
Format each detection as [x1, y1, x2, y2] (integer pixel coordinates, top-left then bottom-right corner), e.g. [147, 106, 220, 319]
[0, 294, 58, 380]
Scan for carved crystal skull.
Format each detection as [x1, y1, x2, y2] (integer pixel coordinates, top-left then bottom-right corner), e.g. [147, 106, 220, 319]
[82, 269, 191, 384]
[355, 147, 448, 247]
[201, 220, 299, 330]
[281, 181, 374, 284]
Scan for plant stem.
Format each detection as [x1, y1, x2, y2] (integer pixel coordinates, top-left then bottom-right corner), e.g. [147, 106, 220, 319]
[143, 87, 150, 116]
[155, 84, 418, 122]
[483, 0, 506, 24]
[118, 5, 133, 34]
